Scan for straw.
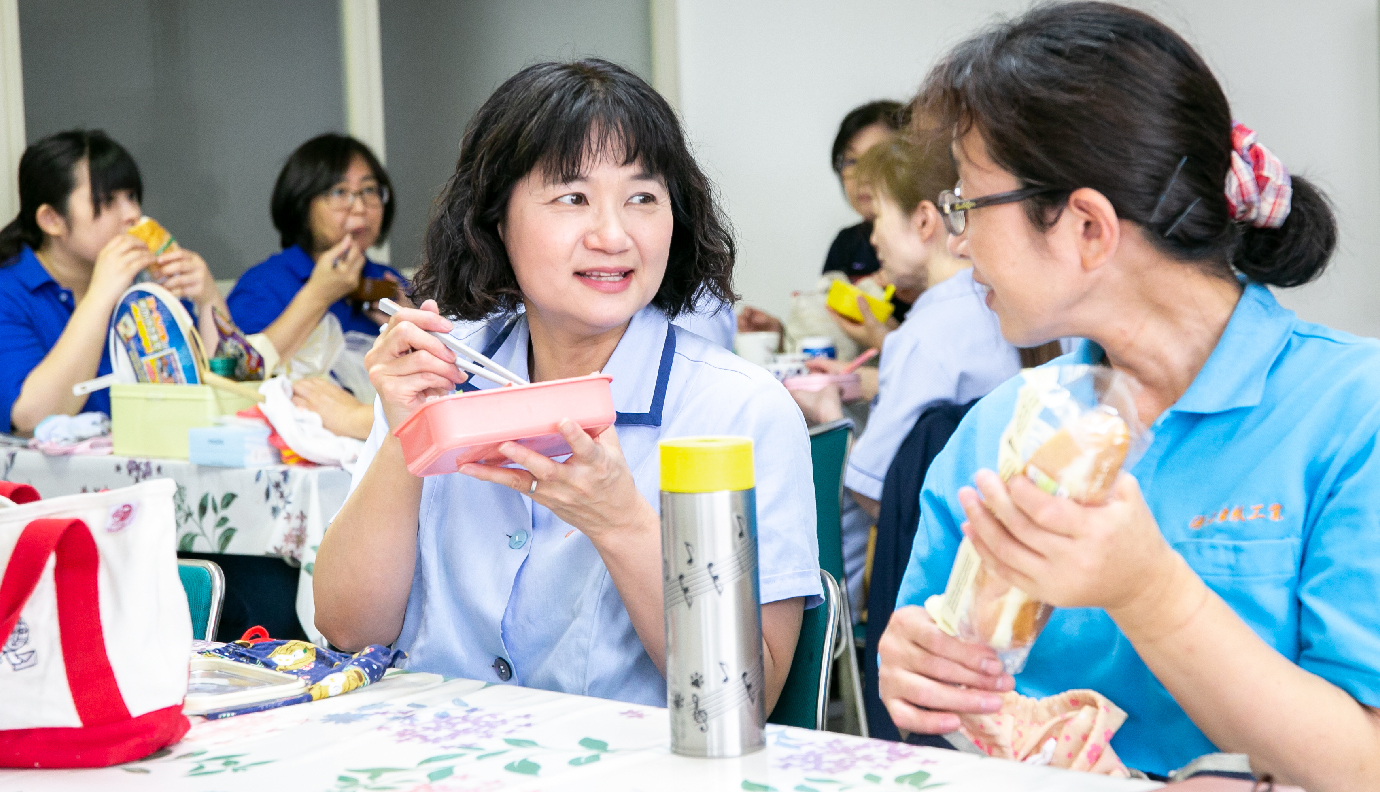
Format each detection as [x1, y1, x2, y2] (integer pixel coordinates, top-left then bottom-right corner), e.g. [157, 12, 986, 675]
[377, 298, 529, 387]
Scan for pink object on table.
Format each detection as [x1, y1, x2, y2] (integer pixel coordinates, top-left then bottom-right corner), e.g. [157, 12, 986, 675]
[393, 374, 616, 476]
[959, 689, 1130, 777]
[782, 373, 863, 402]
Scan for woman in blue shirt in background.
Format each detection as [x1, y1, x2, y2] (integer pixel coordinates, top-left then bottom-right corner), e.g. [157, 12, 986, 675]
[228, 134, 408, 438]
[878, 5, 1380, 787]
[228, 134, 406, 360]
[0, 130, 226, 434]
[314, 59, 821, 711]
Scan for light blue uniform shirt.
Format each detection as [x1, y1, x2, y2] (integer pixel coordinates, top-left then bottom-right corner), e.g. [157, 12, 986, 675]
[672, 294, 735, 351]
[896, 282, 1380, 774]
[838, 268, 1019, 612]
[350, 306, 821, 706]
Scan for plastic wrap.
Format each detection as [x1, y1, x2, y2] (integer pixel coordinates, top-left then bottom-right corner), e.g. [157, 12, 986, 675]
[927, 365, 1148, 673]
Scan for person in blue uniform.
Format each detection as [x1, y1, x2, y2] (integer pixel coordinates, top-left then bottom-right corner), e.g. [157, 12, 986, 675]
[878, 5, 1380, 787]
[315, 59, 821, 712]
[0, 130, 226, 434]
[227, 134, 406, 362]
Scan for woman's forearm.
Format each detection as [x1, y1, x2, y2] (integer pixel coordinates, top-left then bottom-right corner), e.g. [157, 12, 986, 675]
[592, 506, 802, 713]
[1111, 553, 1380, 790]
[313, 435, 424, 649]
[260, 284, 333, 363]
[11, 296, 117, 433]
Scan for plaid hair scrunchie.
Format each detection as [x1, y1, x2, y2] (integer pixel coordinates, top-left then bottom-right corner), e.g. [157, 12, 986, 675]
[1224, 122, 1292, 228]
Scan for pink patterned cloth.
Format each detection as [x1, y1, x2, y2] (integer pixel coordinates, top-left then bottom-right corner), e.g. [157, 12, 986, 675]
[1224, 121, 1292, 228]
[959, 689, 1130, 777]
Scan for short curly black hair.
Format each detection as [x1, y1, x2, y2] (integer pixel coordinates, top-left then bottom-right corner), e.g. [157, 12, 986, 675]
[415, 58, 736, 321]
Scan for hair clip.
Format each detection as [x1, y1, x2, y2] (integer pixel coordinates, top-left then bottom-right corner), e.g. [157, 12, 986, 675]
[1149, 155, 1189, 224]
[1163, 197, 1201, 239]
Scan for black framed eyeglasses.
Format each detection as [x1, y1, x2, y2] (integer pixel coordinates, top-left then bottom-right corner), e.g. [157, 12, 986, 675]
[937, 184, 1062, 235]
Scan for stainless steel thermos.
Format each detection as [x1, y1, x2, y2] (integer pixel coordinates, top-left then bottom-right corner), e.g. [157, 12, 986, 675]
[659, 437, 766, 758]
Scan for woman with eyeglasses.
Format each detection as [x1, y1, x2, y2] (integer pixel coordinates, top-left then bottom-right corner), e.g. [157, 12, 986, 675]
[228, 134, 406, 360]
[878, 3, 1379, 786]
[227, 134, 408, 438]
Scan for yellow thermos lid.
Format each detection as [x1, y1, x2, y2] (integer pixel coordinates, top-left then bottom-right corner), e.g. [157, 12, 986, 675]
[660, 437, 755, 493]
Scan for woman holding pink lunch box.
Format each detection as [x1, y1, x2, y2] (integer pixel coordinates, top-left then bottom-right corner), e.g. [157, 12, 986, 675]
[315, 59, 822, 711]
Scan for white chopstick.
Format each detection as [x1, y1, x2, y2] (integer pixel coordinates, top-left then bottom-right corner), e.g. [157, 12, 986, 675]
[377, 298, 529, 387]
[73, 373, 118, 396]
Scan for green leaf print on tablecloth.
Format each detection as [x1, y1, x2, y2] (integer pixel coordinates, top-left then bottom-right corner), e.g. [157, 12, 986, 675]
[175, 485, 239, 552]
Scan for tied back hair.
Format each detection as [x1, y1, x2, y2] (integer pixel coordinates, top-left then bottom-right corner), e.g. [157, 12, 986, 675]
[915, 1, 1336, 288]
[416, 58, 736, 321]
[0, 130, 142, 263]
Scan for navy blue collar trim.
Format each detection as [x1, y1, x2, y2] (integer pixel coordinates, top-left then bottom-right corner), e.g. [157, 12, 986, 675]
[616, 323, 674, 427]
[457, 316, 675, 429]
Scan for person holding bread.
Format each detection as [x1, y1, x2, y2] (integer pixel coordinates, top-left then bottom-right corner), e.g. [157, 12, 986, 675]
[878, 4, 1380, 788]
[227, 134, 409, 439]
[0, 129, 227, 434]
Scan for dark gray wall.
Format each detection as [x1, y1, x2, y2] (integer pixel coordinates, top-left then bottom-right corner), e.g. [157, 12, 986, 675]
[18, 0, 344, 279]
[380, 0, 652, 273]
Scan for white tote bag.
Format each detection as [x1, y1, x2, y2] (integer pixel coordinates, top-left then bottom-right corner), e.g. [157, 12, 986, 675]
[0, 479, 192, 768]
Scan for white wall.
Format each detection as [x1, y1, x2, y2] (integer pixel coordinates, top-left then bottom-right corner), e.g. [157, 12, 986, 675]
[675, 0, 1380, 339]
[18, 0, 346, 279]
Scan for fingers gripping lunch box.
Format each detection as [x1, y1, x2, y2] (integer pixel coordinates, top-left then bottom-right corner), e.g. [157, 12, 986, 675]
[393, 374, 617, 476]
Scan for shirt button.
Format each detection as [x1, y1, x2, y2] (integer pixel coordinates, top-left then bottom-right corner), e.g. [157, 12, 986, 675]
[508, 529, 528, 549]
[492, 657, 512, 682]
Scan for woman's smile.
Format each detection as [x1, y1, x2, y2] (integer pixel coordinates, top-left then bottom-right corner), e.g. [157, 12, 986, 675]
[576, 266, 635, 293]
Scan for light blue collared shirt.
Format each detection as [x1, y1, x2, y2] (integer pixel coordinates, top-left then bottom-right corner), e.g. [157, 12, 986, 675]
[843, 267, 1020, 500]
[350, 306, 821, 706]
[896, 282, 1380, 774]
[837, 268, 1018, 614]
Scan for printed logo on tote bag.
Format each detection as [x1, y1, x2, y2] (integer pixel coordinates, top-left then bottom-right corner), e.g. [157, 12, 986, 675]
[2, 619, 36, 672]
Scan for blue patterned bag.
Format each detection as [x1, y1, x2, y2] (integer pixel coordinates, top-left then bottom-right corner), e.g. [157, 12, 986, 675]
[197, 640, 402, 719]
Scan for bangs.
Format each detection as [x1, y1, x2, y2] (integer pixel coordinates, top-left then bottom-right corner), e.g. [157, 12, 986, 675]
[86, 133, 143, 211]
[507, 67, 682, 188]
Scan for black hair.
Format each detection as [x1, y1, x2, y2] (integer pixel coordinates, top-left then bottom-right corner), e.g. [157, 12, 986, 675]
[831, 100, 910, 173]
[417, 58, 736, 321]
[917, 1, 1335, 288]
[0, 129, 142, 262]
[270, 133, 394, 252]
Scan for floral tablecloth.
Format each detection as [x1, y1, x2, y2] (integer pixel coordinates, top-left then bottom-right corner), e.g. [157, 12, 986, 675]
[0, 447, 351, 643]
[0, 673, 1162, 792]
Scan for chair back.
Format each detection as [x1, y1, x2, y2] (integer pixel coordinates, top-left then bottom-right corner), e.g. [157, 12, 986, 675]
[767, 569, 842, 730]
[178, 559, 225, 642]
[864, 399, 977, 740]
[808, 419, 853, 584]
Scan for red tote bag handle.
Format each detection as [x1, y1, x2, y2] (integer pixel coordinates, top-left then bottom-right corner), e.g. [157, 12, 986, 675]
[0, 518, 131, 727]
[0, 482, 39, 504]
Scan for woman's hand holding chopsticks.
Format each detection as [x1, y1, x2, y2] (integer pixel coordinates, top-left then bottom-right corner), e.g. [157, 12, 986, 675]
[367, 299, 469, 428]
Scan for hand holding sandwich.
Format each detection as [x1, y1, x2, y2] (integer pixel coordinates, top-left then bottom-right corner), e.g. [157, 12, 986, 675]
[957, 469, 1178, 613]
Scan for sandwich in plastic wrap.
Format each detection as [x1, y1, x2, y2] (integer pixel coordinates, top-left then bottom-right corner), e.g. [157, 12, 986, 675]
[927, 365, 1148, 673]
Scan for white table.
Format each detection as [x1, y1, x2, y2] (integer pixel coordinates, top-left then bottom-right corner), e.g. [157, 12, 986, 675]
[0, 673, 1163, 791]
[0, 446, 350, 643]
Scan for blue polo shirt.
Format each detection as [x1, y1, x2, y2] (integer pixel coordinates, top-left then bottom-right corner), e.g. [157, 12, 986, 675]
[0, 246, 112, 431]
[896, 282, 1380, 775]
[226, 245, 405, 336]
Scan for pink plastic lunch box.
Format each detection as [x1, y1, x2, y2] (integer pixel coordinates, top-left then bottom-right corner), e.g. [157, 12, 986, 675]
[393, 374, 616, 476]
[782, 373, 864, 403]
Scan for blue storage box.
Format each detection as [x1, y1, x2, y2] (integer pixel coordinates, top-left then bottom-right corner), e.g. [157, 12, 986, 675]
[188, 424, 278, 468]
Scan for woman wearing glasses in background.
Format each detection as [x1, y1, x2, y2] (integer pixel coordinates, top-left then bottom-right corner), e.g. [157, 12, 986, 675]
[228, 134, 408, 438]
